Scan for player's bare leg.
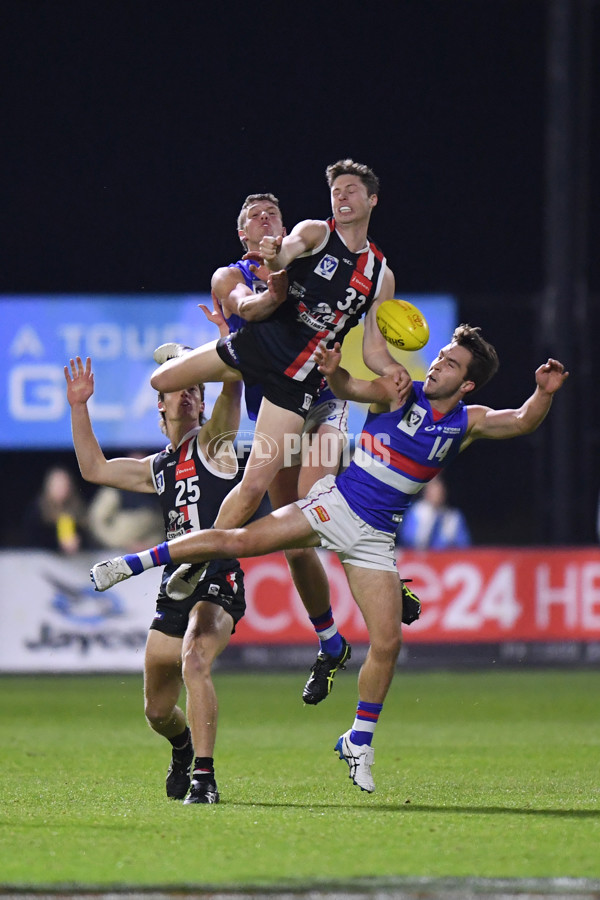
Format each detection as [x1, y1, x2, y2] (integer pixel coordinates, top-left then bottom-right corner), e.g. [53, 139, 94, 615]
[181, 601, 233, 805]
[214, 398, 305, 529]
[144, 631, 193, 800]
[269, 461, 351, 704]
[150, 342, 241, 394]
[91, 505, 320, 595]
[334, 566, 404, 793]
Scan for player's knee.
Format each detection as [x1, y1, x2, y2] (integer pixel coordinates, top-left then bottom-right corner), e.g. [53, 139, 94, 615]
[284, 545, 312, 565]
[230, 527, 258, 558]
[239, 468, 273, 505]
[144, 700, 173, 730]
[372, 627, 403, 661]
[181, 639, 214, 680]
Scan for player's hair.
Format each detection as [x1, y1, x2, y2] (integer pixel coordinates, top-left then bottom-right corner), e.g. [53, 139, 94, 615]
[325, 159, 380, 196]
[158, 384, 206, 435]
[452, 324, 499, 392]
[237, 193, 282, 249]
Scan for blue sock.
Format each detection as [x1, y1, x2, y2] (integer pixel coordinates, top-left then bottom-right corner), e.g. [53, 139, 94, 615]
[123, 541, 172, 575]
[350, 701, 383, 747]
[309, 607, 343, 657]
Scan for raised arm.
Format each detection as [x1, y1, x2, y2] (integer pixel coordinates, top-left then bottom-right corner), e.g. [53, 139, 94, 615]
[258, 219, 329, 270]
[314, 342, 398, 410]
[65, 357, 155, 492]
[462, 358, 569, 449]
[362, 269, 412, 404]
[211, 264, 288, 322]
[200, 377, 243, 451]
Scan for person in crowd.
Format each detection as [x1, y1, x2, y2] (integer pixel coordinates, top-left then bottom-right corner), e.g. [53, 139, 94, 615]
[22, 466, 89, 554]
[396, 473, 471, 549]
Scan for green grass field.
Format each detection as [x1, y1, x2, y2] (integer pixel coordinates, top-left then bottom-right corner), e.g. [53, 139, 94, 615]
[0, 669, 599, 890]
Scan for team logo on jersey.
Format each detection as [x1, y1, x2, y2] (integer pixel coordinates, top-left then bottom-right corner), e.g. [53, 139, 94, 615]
[314, 254, 339, 280]
[398, 403, 426, 435]
[166, 509, 190, 540]
[155, 470, 165, 494]
[297, 300, 336, 331]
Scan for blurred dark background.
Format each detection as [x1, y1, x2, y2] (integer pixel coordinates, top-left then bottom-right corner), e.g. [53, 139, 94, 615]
[2, 0, 599, 547]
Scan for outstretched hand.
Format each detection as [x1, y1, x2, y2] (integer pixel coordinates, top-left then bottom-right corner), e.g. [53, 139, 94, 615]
[198, 291, 227, 334]
[314, 341, 342, 377]
[266, 269, 288, 308]
[242, 250, 263, 265]
[535, 358, 569, 394]
[64, 356, 94, 406]
[241, 252, 281, 286]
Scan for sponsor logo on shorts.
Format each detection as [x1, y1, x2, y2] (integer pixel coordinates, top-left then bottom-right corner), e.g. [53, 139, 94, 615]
[223, 336, 239, 363]
[226, 572, 238, 593]
[313, 505, 330, 523]
[314, 254, 339, 280]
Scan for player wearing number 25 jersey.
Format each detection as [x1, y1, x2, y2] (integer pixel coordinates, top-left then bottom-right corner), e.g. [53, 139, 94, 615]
[150, 427, 243, 615]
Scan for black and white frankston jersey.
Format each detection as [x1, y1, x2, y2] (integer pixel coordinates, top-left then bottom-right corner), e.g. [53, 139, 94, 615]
[150, 425, 241, 577]
[247, 218, 387, 387]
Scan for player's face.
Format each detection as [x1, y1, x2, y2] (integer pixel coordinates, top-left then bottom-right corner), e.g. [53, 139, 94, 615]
[330, 175, 377, 225]
[423, 343, 474, 400]
[239, 201, 284, 250]
[161, 385, 205, 424]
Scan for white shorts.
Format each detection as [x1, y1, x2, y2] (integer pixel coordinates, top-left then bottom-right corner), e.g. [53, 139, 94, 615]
[296, 475, 398, 572]
[285, 397, 349, 468]
[305, 396, 349, 435]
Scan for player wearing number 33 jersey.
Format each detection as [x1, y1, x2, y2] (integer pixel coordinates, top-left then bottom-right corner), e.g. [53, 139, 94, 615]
[216, 218, 387, 407]
[336, 382, 468, 534]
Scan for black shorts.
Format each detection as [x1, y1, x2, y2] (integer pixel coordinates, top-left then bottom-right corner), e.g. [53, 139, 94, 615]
[216, 329, 318, 420]
[149, 566, 245, 638]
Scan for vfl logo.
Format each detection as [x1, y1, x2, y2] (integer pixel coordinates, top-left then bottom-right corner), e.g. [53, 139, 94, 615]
[155, 470, 165, 494]
[398, 403, 426, 436]
[314, 255, 339, 281]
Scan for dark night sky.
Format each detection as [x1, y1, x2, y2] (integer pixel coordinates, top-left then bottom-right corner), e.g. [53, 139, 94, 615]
[2, 0, 599, 545]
